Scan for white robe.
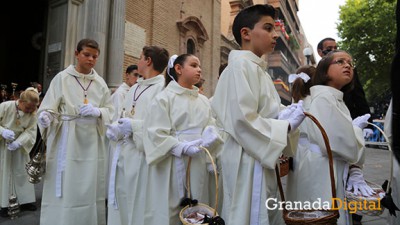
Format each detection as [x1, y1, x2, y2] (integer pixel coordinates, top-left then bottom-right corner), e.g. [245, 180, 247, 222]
[106, 82, 130, 206]
[38, 65, 113, 225]
[110, 82, 130, 123]
[0, 100, 37, 207]
[385, 99, 399, 225]
[143, 81, 221, 225]
[107, 75, 165, 225]
[210, 50, 298, 225]
[287, 85, 365, 225]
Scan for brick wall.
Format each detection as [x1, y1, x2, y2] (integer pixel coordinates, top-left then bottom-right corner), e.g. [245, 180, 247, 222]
[124, 0, 221, 97]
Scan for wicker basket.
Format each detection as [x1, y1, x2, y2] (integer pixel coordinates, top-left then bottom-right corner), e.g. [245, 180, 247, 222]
[344, 122, 394, 217]
[179, 146, 221, 225]
[345, 180, 385, 216]
[276, 112, 339, 225]
[279, 155, 290, 177]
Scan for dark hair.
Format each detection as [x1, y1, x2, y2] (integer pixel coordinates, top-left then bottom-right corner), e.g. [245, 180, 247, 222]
[232, 4, 277, 46]
[165, 54, 194, 87]
[126, 65, 138, 73]
[218, 63, 228, 79]
[291, 65, 316, 103]
[317, 37, 336, 51]
[76, 38, 100, 54]
[142, 46, 169, 73]
[313, 50, 355, 93]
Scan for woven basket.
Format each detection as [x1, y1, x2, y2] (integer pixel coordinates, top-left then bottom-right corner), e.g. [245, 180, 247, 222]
[279, 155, 290, 177]
[179, 146, 220, 225]
[344, 122, 394, 217]
[345, 180, 385, 216]
[276, 112, 339, 225]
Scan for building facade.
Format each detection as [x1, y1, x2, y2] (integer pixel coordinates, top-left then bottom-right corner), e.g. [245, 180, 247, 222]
[1, 0, 221, 97]
[1, 0, 314, 101]
[220, 0, 315, 104]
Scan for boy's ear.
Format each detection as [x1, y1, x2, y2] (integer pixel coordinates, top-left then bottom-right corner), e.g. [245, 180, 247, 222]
[240, 27, 251, 42]
[146, 57, 152, 66]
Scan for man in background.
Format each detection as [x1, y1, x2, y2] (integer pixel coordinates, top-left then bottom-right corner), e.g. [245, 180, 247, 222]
[110, 65, 140, 122]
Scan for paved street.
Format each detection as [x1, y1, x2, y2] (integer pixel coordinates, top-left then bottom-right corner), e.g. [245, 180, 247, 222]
[0, 147, 394, 225]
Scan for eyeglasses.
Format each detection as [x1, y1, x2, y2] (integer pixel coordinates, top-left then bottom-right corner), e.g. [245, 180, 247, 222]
[331, 59, 354, 68]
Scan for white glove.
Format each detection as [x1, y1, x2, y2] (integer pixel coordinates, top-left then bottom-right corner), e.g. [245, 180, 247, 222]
[201, 126, 222, 149]
[363, 128, 374, 139]
[207, 163, 217, 174]
[171, 139, 203, 157]
[106, 124, 122, 142]
[278, 102, 298, 120]
[1, 129, 15, 141]
[79, 103, 101, 117]
[352, 113, 371, 129]
[7, 141, 21, 151]
[38, 111, 54, 128]
[283, 100, 305, 131]
[346, 167, 375, 196]
[117, 118, 133, 137]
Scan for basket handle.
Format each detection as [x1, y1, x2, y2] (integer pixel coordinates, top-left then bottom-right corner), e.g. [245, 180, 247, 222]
[276, 112, 337, 205]
[185, 146, 219, 217]
[367, 122, 394, 193]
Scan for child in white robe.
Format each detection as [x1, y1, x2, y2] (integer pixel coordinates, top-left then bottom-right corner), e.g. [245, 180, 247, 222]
[37, 38, 114, 225]
[106, 46, 169, 225]
[0, 87, 39, 217]
[143, 54, 223, 225]
[210, 4, 304, 225]
[289, 50, 374, 225]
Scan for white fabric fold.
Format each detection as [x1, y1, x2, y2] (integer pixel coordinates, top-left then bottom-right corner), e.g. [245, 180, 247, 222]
[250, 160, 263, 225]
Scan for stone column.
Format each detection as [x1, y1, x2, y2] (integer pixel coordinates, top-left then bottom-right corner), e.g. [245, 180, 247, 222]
[83, 0, 109, 77]
[106, 0, 125, 88]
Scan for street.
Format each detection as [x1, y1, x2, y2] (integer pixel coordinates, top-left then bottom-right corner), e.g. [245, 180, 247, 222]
[0, 147, 393, 225]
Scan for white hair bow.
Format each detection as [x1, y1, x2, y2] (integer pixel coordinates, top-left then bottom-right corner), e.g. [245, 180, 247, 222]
[288, 72, 310, 83]
[167, 54, 178, 81]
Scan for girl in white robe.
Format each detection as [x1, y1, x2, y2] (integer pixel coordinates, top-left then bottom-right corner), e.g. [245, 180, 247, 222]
[37, 39, 114, 225]
[288, 50, 371, 225]
[0, 88, 39, 215]
[285, 66, 316, 203]
[143, 54, 223, 225]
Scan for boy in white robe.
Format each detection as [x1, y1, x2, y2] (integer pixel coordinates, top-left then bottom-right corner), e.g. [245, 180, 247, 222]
[106, 64, 139, 206]
[37, 38, 114, 225]
[110, 65, 139, 122]
[106, 46, 169, 225]
[210, 4, 304, 225]
[0, 88, 39, 217]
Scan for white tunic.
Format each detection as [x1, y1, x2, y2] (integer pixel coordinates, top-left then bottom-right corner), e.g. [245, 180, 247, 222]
[287, 85, 365, 225]
[110, 82, 130, 123]
[143, 81, 221, 225]
[210, 50, 298, 225]
[107, 75, 165, 225]
[38, 65, 114, 225]
[0, 100, 37, 207]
